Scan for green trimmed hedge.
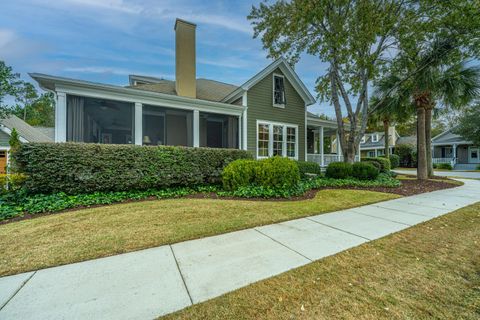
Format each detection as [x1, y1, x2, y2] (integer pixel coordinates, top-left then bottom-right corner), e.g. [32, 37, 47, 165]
[14, 143, 252, 194]
[325, 162, 353, 179]
[296, 161, 322, 179]
[388, 154, 400, 169]
[222, 156, 300, 191]
[352, 162, 379, 180]
[361, 157, 391, 172]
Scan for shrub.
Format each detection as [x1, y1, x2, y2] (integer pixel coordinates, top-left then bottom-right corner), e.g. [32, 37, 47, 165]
[222, 159, 259, 190]
[433, 163, 438, 169]
[222, 157, 300, 191]
[364, 160, 381, 172]
[255, 157, 300, 189]
[394, 144, 416, 168]
[361, 157, 390, 173]
[14, 143, 252, 194]
[477, 164, 480, 171]
[0, 174, 27, 194]
[388, 154, 400, 169]
[325, 162, 353, 179]
[296, 161, 322, 179]
[436, 163, 453, 170]
[352, 162, 379, 180]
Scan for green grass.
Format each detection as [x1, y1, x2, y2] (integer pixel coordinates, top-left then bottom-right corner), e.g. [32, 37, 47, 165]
[163, 202, 480, 320]
[0, 189, 397, 276]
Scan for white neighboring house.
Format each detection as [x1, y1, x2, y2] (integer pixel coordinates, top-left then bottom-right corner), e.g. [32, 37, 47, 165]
[0, 115, 54, 173]
[432, 127, 479, 170]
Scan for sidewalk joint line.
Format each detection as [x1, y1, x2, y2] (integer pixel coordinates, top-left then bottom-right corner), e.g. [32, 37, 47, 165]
[304, 217, 372, 241]
[349, 210, 413, 227]
[169, 245, 193, 305]
[371, 204, 432, 217]
[0, 271, 36, 311]
[253, 229, 312, 262]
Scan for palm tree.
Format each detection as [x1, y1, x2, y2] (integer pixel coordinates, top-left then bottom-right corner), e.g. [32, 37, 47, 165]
[370, 74, 413, 159]
[401, 38, 480, 179]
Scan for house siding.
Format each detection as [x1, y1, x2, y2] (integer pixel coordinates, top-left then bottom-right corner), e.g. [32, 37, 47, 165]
[0, 131, 10, 147]
[246, 68, 306, 160]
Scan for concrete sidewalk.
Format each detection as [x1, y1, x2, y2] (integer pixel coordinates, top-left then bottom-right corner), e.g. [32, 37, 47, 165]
[1, 179, 479, 320]
[395, 169, 480, 179]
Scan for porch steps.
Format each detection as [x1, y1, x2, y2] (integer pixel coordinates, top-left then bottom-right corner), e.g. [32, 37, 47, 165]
[454, 163, 478, 171]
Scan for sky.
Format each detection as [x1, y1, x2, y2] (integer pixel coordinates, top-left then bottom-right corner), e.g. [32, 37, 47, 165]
[0, 0, 334, 117]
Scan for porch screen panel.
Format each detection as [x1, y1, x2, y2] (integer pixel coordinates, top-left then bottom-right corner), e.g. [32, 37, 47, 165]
[143, 106, 193, 146]
[67, 95, 134, 144]
[199, 112, 238, 149]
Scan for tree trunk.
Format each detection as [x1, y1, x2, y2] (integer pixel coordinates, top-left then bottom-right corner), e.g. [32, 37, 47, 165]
[416, 107, 428, 180]
[383, 119, 390, 159]
[425, 107, 434, 177]
[344, 142, 356, 163]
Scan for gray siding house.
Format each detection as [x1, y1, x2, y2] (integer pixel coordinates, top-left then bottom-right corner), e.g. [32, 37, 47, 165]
[432, 128, 479, 170]
[31, 18, 353, 166]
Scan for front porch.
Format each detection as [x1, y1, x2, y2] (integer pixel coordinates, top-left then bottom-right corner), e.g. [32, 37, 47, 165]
[433, 143, 480, 169]
[306, 119, 360, 167]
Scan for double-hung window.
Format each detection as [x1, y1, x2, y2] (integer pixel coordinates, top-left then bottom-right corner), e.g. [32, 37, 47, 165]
[273, 74, 286, 107]
[257, 121, 298, 159]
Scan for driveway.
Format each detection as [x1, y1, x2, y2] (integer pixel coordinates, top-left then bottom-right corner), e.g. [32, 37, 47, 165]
[395, 169, 480, 179]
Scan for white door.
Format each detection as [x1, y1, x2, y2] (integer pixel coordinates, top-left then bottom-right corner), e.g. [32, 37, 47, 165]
[468, 147, 480, 163]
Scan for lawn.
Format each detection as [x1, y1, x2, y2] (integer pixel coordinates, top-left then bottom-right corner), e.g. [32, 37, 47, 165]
[0, 189, 397, 276]
[163, 202, 480, 320]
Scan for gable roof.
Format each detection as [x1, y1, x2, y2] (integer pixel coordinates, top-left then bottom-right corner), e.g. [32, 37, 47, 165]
[222, 58, 316, 106]
[0, 115, 53, 143]
[128, 78, 238, 102]
[431, 127, 473, 144]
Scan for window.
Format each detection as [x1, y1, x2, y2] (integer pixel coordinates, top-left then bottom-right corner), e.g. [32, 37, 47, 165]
[273, 75, 286, 107]
[257, 121, 297, 159]
[371, 134, 379, 142]
[360, 136, 366, 144]
[273, 125, 283, 156]
[368, 151, 376, 157]
[258, 124, 269, 157]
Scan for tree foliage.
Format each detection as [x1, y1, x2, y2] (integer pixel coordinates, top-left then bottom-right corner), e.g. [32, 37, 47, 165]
[454, 106, 480, 146]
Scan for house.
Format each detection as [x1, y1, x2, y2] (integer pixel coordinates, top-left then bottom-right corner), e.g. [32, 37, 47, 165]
[432, 127, 479, 170]
[30, 18, 356, 167]
[0, 115, 53, 173]
[358, 126, 417, 158]
[359, 127, 400, 157]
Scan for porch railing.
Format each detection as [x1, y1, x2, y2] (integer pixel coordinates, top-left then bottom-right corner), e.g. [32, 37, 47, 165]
[307, 154, 360, 167]
[432, 157, 456, 167]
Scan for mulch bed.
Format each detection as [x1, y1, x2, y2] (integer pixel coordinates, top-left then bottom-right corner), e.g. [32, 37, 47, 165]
[0, 176, 461, 225]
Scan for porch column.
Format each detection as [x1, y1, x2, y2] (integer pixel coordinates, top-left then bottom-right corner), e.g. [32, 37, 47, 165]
[55, 92, 67, 142]
[358, 143, 362, 161]
[452, 144, 457, 159]
[242, 109, 248, 150]
[193, 109, 200, 147]
[374, 149, 378, 157]
[319, 126, 324, 167]
[336, 132, 341, 161]
[134, 103, 142, 145]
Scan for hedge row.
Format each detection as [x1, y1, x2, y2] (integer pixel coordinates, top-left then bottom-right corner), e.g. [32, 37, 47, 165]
[361, 157, 391, 172]
[326, 162, 379, 180]
[14, 143, 252, 194]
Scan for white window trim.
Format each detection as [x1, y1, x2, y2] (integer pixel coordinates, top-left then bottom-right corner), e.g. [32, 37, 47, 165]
[360, 136, 366, 144]
[272, 73, 286, 108]
[256, 120, 299, 160]
[371, 134, 379, 143]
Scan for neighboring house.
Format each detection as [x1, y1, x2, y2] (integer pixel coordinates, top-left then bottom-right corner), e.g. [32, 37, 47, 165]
[30, 18, 354, 167]
[359, 127, 400, 158]
[432, 127, 479, 170]
[0, 115, 53, 173]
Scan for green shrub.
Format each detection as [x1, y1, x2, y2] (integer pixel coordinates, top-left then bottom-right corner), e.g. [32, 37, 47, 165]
[352, 162, 379, 180]
[433, 163, 438, 169]
[388, 154, 400, 169]
[325, 162, 353, 179]
[222, 157, 300, 191]
[361, 157, 391, 172]
[296, 161, 322, 179]
[222, 159, 259, 190]
[255, 157, 300, 189]
[14, 143, 252, 194]
[436, 163, 453, 170]
[0, 174, 27, 194]
[394, 144, 416, 168]
[477, 164, 480, 171]
[364, 160, 381, 172]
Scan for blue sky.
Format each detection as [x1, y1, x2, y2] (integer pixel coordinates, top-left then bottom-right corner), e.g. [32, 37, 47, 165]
[0, 0, 333, 116]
